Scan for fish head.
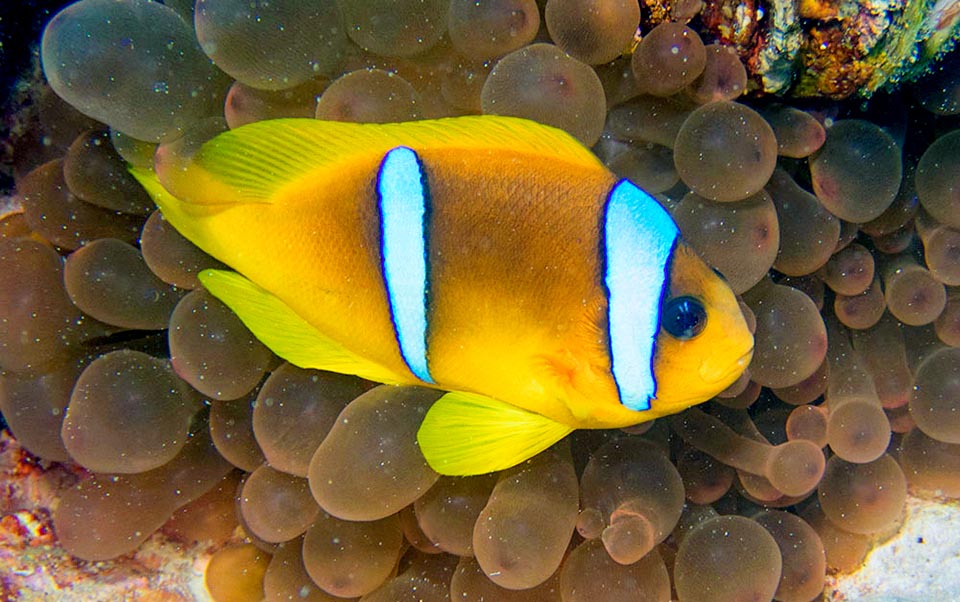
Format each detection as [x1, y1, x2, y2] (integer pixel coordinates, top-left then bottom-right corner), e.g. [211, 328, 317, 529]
[650, 242, 754, 414]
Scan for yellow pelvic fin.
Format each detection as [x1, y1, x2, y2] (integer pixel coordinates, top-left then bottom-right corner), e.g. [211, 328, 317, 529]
[417, 391, 574, 476]
[165, 115, 604, 205]
[198, 269, 405, 385]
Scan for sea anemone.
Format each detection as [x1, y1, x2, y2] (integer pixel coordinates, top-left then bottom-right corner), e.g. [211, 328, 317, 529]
[3, 1, 960, 600]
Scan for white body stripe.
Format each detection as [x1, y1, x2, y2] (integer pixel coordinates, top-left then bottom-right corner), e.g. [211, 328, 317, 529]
[603, 180, 678, 410]
[377, 146, 434, 383]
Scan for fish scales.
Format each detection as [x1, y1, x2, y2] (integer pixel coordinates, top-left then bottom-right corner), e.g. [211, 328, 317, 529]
[133, 115, 753, 475]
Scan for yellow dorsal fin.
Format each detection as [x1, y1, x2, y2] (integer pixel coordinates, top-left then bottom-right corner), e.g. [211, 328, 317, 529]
[163, 116, 604, 205]
[198, 269, 406, 385]
[418, 391, 574, 476]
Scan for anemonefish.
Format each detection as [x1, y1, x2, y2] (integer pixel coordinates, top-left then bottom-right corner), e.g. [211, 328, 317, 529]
[132, 115, 753, 476]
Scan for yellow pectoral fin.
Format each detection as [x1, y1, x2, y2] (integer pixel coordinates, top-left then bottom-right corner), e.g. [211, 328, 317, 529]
[198, 269, 405, 385]
[417, 391, 574, 476]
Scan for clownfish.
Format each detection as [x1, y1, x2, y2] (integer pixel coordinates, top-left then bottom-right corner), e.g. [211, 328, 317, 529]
[133, 115, 753, 476]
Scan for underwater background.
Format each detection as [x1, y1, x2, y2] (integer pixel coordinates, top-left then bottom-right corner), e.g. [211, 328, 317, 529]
[3, 0, 960, 600]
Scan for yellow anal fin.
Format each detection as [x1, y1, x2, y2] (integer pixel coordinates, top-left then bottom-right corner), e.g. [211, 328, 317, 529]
[164, 116, 604, 206]
[418, 391, 574, 476]
[198, 269, 405, 385]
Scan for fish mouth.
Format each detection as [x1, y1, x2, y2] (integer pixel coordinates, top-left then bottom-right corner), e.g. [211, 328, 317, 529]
[700, 346, 754, 385]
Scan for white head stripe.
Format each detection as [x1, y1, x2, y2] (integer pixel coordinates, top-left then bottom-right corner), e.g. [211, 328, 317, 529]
[378, 146, 434, 383]
[603, 180, 678, 410]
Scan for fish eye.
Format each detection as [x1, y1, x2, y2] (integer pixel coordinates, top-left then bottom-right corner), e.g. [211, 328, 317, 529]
[662, 296, 707, 340]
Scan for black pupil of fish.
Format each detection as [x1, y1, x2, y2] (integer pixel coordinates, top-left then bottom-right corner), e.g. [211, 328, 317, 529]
[663, 296, 707, 340]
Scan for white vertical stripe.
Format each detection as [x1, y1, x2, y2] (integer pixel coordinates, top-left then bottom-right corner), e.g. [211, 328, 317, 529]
[378, 146, 434, 383]
[604, 180, 678, 410]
